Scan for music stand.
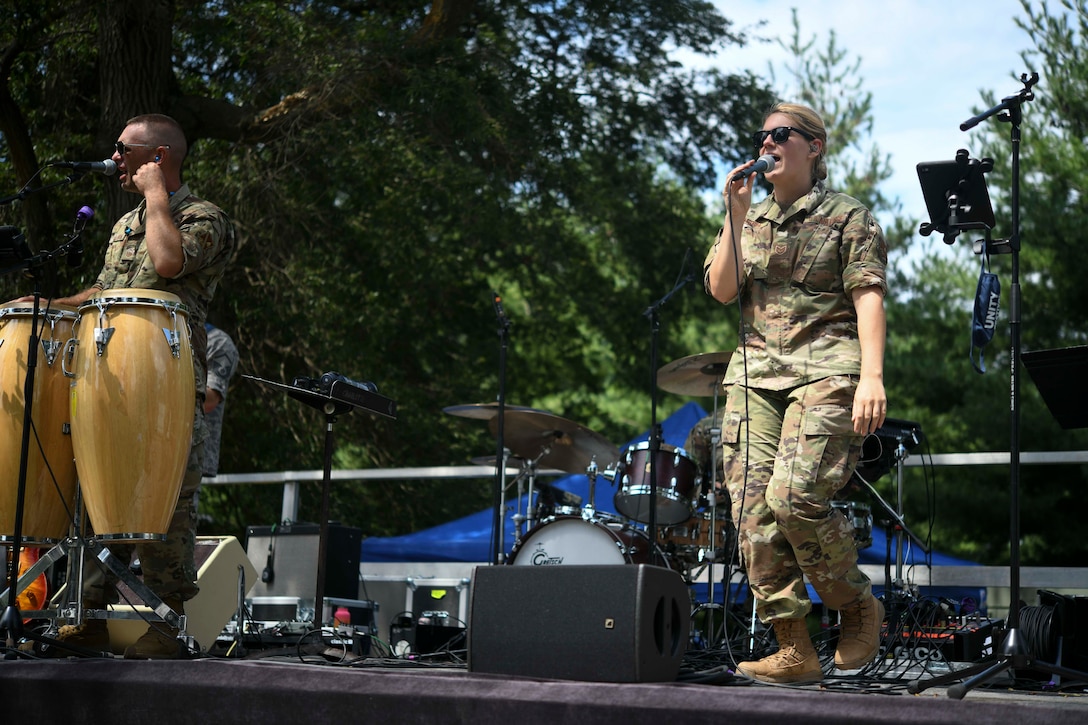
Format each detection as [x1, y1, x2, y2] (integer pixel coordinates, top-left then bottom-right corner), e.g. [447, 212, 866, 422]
[1022, 346, 1088, 430]
[244, 374, 395, 626]
[908, 73, 1088, 698]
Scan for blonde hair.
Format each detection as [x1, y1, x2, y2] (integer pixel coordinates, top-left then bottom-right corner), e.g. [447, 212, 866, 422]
[765, 102, 827, 183]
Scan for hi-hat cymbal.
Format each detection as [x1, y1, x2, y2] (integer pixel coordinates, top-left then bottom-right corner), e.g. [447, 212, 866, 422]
[488, 410, 619, 474]
[443, 402, 548, 420]
[657, 351, 733, 396]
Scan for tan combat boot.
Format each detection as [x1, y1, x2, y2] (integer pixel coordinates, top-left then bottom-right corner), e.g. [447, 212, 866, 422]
[40, 616, 112, 657]
[835, 594, 885, 669]
[736, 617, 823, 684]
[123, 597, 186, 660]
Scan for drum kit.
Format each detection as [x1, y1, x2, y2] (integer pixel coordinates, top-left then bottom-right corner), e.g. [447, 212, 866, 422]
[443, 351, 744, 582]
[1, 289, 195, 630]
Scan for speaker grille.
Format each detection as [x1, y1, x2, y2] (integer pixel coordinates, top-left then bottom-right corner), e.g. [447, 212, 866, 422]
[468, 564, 689, 682]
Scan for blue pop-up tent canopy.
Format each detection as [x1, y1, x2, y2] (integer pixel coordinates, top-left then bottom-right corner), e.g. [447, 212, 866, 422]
[361, 401, 982, 608]
[362, 401, 706, 563]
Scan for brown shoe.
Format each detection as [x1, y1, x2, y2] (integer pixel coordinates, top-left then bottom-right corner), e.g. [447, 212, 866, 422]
[123, 624, 185, 660]
[38, 618, 111, 657]
[123, 597, 186, 660]
[835, 594, 885, 669]
[736, 618, 823, 684]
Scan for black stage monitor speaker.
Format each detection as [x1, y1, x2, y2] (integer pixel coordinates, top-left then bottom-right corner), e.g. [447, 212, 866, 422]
[468, 564, 689, 682]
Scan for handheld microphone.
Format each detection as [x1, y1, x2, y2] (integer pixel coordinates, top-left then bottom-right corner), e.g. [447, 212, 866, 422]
[261, 539, 275, 584]
[68, 205, 93, 268]
[51, 159, 118, 176]
[730, 154, 776, 183]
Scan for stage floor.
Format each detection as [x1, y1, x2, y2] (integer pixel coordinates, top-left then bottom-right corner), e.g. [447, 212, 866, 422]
[2, 646, 1085, 724]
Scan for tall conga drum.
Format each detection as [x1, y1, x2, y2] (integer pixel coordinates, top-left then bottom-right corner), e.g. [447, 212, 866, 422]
[0, 303, 80, 545]
[68, 289, 195, 541]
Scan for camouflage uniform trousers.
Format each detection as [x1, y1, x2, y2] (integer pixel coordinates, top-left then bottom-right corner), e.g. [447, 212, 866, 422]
[721, 375, 870, 623]
[79, 405, 206, 607]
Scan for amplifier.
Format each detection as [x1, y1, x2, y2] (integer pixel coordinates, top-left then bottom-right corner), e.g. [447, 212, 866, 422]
[245, 522, 361, 618]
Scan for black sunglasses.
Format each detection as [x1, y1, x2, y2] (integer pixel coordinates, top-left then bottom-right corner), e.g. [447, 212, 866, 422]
[114, 141, 169, 155]
[751, 126, 816, 149]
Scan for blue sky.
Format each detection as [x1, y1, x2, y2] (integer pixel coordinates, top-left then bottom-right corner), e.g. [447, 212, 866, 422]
[701, 0, 1041, 238]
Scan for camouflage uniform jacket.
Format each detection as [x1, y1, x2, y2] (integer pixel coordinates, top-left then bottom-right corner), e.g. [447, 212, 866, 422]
[92, 183, 236, 397]
[704, 181, 887, 391]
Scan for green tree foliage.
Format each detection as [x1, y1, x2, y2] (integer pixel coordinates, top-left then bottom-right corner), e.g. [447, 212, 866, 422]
[0, 1, 773, 539]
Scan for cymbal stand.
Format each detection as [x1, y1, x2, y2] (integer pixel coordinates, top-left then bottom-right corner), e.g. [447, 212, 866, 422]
[642, 253, 698, 535]
[491, 292, 511, 565]
[855, 436, 929, 593]
[508, 455, 538, 542]
[582, 458, 599, 521]
[702, 381, 724, 640]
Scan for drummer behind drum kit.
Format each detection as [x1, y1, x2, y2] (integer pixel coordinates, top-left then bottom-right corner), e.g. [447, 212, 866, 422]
[1, 290, 197, 631]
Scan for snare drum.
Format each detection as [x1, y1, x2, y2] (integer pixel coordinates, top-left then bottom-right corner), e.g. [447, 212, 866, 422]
[613, 442, 698, 526]
[508, 515, 667, 567]
[67, 289, 195, 541]
[661, 506, 736, 565]
[0, 303, 79, 544]
[831, 500, 873, 550]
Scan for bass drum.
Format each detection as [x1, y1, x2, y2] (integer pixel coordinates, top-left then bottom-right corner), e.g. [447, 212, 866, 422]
[508, 515, 667, 568]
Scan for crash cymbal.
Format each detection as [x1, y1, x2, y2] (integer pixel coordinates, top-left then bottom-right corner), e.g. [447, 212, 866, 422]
[443, 402, 549, 420]
[488, 410, 619, 474]
[657, 351, 733, 396]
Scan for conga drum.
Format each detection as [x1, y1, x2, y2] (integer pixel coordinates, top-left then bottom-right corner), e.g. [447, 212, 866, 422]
[68, 289, 195, 541]
[0, 303, 79, 545]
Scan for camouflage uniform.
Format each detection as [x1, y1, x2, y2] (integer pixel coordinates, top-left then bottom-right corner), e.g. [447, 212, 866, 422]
[703, 181, 887, 623]
[202, 325, 239, 477]
[81, 184, 235, 605]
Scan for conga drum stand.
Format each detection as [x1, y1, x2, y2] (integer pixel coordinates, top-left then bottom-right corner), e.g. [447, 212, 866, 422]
[244, 373, 396, 626]
[3, 488, 189, 657]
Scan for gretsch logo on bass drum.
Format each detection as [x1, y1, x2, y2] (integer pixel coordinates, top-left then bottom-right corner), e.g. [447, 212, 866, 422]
[531, 544, 563, 566]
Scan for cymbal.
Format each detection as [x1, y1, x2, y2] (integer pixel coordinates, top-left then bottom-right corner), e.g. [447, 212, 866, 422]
[488, 410, 619, 474]
[443, 402, 548, 420]
[657, 351, 733, 396]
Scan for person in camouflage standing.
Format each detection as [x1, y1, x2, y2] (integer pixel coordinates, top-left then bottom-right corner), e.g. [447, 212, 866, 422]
[202, 323, 239, 478]
[23, 114, 236, 659]
[703, 102, 888, 684]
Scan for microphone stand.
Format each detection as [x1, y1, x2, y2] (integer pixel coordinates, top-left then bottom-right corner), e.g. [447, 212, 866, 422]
[0, 226, 87, 656]
[491, 292, 511, 565]
[641, 257, 697, 540]
[908, 72, 1088, 698]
